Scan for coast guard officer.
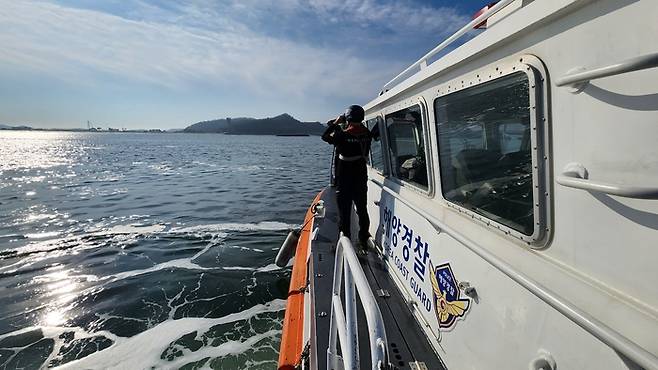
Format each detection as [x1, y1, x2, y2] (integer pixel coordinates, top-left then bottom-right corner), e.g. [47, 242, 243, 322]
[321, 105, 373, 248]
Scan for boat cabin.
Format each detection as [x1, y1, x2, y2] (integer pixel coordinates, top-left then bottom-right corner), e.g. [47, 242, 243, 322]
[278, 0, 658, 369]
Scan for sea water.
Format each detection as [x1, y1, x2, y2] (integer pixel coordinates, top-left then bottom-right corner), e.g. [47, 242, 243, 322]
[0, 131, 332, 369]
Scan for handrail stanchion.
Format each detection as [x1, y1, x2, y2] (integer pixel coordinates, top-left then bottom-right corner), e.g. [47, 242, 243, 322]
[327, 235, 389, 370]
[328, 244, 344, 370]
[344, 266, 360, 368]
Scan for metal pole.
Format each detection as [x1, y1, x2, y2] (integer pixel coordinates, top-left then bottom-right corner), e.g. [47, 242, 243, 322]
[328, 239, 344, 370]
[338, 236, 388, 369]
[344, 264, 360, 369]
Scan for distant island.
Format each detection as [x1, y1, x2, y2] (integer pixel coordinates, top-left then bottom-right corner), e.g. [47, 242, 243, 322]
[1, 113, 327, 135]
[0, 124, 33, 131]
[184, 113, 325, 135]
[0, 123, 169, 133]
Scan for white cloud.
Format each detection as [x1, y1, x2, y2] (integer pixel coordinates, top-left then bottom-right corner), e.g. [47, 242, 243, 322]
[262, 0, 469, 36]
[0, 0, 473, 124]
[179, 0, 468, 40]
[301, 0, 467, 33]
[0, 1, 405, 100]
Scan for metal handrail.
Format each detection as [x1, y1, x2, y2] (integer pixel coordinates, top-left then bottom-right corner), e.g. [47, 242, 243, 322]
[556, 162, 658, 199]
[372, 179, 658, 370]
[381, 0, 516, 92]
[328, 235, 389, 370]
[557, 173, 658, 199]
[555, 52, 658, 88]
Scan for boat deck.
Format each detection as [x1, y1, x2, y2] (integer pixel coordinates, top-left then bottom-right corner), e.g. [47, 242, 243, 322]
[309, 187, 444, 370]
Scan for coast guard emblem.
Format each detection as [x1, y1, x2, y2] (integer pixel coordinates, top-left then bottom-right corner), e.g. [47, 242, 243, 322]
[429, 262, 470, 329]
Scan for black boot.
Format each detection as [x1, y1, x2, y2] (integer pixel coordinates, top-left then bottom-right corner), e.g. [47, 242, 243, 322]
[358, 232, 370, 254]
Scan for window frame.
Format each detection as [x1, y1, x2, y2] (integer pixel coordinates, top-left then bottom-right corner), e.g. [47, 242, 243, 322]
[432, 55, 551, 245]
[365, 115, 386, 175]
[383, 99, 434, 196]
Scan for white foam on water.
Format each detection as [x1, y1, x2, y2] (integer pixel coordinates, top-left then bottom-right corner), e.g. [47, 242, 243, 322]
[106, 240, 218, 283]
[166, 329, 281, 369]
[0, 325, 119, 369]
[2, 224, 168, 261]
[93, 223, 166, 235]
[170, 221, 295, 234]
[3, 220, 290, 264]
[228, 245, 265, 253]
[257, 263, 282, 272]
[221, 263, 281, 273]
[100, 231, 278, 285]
[1, 219, 290, 367]
[56, 299, 286, 369]
[25, 212, 59, 222]
[102, 224, 165, 235]
[4, 219, 287, 287]
[232, 165, 285, 172]
[24, 231, 62, 239]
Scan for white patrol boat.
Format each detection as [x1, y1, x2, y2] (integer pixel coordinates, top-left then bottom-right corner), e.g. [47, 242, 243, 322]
[276, 1, 658, 369]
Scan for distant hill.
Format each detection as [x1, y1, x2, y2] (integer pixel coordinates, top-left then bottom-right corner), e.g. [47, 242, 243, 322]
[0, 124, 32, 130]
[184, 113, 325, 135]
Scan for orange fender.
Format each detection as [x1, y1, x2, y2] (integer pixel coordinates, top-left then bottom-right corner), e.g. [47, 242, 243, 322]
[277, 191, 323, 370]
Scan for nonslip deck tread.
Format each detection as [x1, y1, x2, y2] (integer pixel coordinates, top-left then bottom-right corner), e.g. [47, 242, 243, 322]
[309, 187, 444, 370]
[360, 251, 446, 370]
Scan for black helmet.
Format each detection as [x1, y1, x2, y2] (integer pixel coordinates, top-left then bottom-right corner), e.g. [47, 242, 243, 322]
[345, 105, 364, 123]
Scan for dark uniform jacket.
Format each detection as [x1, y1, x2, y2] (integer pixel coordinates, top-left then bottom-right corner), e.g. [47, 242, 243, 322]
[321, 124, 372, 162]
[321, 123, 374, 241]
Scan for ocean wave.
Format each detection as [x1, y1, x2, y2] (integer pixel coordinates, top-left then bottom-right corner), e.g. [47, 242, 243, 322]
[0, 299, 286, 369]
[0, 220, 292, 263]
[61, 298, 285, 369]
[170, 221, 295, 234]
[221, 263, 281, 273]
[0, 224, 168, 263]
[105, 241, 218, 283]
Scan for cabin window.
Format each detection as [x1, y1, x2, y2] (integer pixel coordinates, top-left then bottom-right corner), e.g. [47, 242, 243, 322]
[385, 105, 429, 189]
[366, 117, 384, 172]
[435, 72, 534, 235]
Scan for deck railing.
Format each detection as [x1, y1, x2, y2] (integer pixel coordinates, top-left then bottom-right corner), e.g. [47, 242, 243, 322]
[327, 235, 389, 370]
[381, 0, 516, 93]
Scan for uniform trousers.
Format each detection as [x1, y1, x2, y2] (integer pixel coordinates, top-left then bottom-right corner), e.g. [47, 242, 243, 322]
[335, 158, 370, 242]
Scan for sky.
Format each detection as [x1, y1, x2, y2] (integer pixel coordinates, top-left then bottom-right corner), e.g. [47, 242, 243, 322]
[0, 0, 487, 129]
